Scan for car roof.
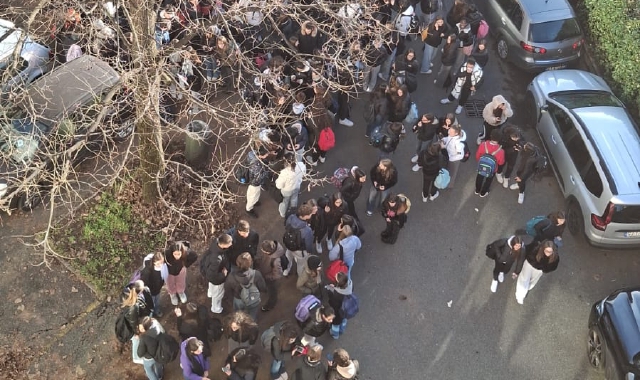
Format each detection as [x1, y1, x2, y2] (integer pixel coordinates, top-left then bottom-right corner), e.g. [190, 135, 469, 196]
[520, 0, 574, 16]
[573, 107, 640, 195]
[603, 288, 640, 365]
[534, 70, 611, 95]
[0, 19, 23, 62]
[21, 55, 120, 123]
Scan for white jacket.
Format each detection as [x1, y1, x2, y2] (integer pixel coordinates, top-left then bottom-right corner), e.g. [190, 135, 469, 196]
[442, 130, 467, 162]
[276, 162, 306, 193]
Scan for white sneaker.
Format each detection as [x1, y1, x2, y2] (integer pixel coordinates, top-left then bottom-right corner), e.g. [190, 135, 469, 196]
[455, 105, 463, 114]
[422, 195, 428, 202]
[510, 183, 520, 190]
[490, 280, 498, 293]
[170, 294, 179, 306]
[476, 136, 482, 145]
[326, 239, 334, 251]
[425, 69, 432, 74]
[411, 154, 419, 163]
[498, 272, 504, 283]
[496, 173, 504, 183]
[429, 191, 439, 201]
[319, 156, 326, 163]
[518, 193, 525, 204]
[280, 373, 289, 380]
[433, 79, 437, 84]
[179, 292, 187, 304]
[503, 178, 509, 188]
[339, 118, 354, 127]
[440, 98, 451, 104]
[315, 242, 323, 254]
[282, 269, 290, 277]
[412, 164, 421, 172]
[516, 297, 524, 305]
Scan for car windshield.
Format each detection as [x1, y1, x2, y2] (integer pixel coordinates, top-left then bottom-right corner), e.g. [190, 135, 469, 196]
[549, 91, 623, 109]
[529, 18, 581, 43]
[0, 117, 48, 163]
[612, 204, 640, 224]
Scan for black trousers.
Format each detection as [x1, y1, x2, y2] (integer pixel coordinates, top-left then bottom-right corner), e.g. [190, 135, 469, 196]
[475, 174, 494, 195]
[493, 260, 513, 280]
[337, 90, 350, 120]
[264, 278, 279, 310]
[448, 84, 472, 106]
[422, 174, 438, 197]
[498, 151, 518, 178]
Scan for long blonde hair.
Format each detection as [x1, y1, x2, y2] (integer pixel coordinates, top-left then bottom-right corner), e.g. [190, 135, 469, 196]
[121, 280, 144, 307]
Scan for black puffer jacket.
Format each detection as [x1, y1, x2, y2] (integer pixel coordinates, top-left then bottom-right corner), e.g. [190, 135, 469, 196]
[301, 306, 331, 337]
[420, 149, 441, 176]
[340, 172, 364, 202]
[369, 164, 398, 190]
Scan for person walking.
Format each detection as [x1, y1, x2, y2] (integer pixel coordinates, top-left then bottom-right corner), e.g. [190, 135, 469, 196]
[225, 252, 267, 321]
[254, 240, 285, 312]
[440, 58, 483, 115]
[180, 337, 211, 380]
[201, 233, 231, 314]
[440, 124, 466, 189]
[366, 159, 398, 216]
[340, 167, 367, 221]
[509, 142, 546, 204]
[532, 211, 567, 246]
[474, 130, 505, 197]
[245, 146, 270, 218]
[420, 16, 448, 74]
[165, 241, 198, 306]
[411, 113, 439, 171]
[419, 142, 443, 202]
[276, 153, 306, 217]
[479, 94, 513, 145]
[326, 272, 353, 340]
[224, 311, 259, 352]
[513, 240, 560, 305]
[136, 317, 166, 380]
[486, 236, 523, 293]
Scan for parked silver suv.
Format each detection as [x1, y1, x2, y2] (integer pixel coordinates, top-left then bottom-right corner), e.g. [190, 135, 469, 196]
[485, 0, 584, 72]
[526, 70, 640, 248]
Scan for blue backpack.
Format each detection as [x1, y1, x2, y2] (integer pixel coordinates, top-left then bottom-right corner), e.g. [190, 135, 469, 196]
[526, 215, 551, 236]
[341, 293, 360, 319]
[434, 169, 450, 189]
[477, 144, 501, 178]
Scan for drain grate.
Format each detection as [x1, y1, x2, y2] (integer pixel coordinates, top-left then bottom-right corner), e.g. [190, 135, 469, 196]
[464, 100, 487, 117]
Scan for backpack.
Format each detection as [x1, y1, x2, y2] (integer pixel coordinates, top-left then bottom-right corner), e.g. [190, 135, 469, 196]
[369, 125, 385, 147]
[379, 132, 400, 153]
[331, 167, 350, 189]
[525, 215, 551, 236]
[260, 326, 277, 351]
[341, 293, 360, 319]
[434, 168, 450, 189]
[477, 144, 501, 178]
[154, 333, 180, 364]
[421, 0, 438, 14]
[114, 309, 135, 343]
[295, 295, 322, 323]
[477, 19, 489, 39]
[239, 271, 261, 308]
[326, 244, 348, 283]
[397, 193, 411, 214]
[318, 127, 336, 151]
[533, 152, 549, 181]
[460, 141, 471, 162]
[403, 102, 419, 126]
[235, 164, 250, 184]
[282, 224, 304, 251]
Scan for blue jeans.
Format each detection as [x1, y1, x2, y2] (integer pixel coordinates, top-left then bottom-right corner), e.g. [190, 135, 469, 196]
[203, 56, 219, 79]
[270, 359, 285, 379]
[151, 293, 161, 317]
[366, 186, 390, 214]
[142, 358, 163, 380]
[233, 297, 259, 321]
[416, 139, 430, 155]
[420, 43, 438, 72]
[330, 319, 348, 339]
[379, 47, 397, 81]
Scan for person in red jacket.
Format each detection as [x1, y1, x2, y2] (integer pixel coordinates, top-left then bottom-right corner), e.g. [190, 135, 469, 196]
[474, 130, 505, 197]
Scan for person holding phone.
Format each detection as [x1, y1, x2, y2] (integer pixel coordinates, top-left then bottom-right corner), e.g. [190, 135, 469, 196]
[479, 95, 513, 145]
[291, 344, 327, 380]
[221, 347, 261, 380]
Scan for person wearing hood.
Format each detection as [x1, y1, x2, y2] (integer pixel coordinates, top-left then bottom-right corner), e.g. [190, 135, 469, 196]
[254, 240, 285, 312]
[440, 124, 467, 189]
[222, 347, 262, 380]
[486, 236, 523, 293]
[225, 253, 267, 321]
[202, 233, 231, 314]
[296, 255, 323, 297]
[136, 317, 166, 380]
[327, 348, 359, 380]
[339, 167, 367, 221]
[276, 153, 307, 218]
[284, 204, 315, 277]
[440, 58, 483, 115]
[180, 337, 210, 380]
[479, 94, 513, 144]
[471, 38, 489, 69]
[326, 272, 353, 339]
[328, 225, 362, 278]
[291, 344, 327, 380]
[245, 146, 270, 218]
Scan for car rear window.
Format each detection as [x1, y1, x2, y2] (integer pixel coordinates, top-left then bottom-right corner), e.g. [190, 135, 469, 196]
[612, 204, 640, 224]
[529, 18, 581, 43]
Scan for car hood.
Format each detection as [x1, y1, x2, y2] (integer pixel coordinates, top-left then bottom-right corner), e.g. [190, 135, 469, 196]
[533, 69, 611, 96]
[603, 288, 640, 366]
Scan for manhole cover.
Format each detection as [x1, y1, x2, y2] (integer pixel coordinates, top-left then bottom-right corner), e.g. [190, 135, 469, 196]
[464, 100, 486, 117]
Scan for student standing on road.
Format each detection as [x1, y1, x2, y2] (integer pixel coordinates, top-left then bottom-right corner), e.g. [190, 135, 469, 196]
[377, 121, 405, 160]
[245, 146, 270, 218]
[225, 253, 267, 321]
[222, 347, 262, 380]
[265, 321, 300, 380]
[180, 337, 211, 380]
[296, 255, 323, 298]
[487, 236, 523, 293]
[136, 316, 166, 380]
[495, 125, 524, 189]
[329, 225, 362, 278]
[366, 158, 398, 216]
[513, 240, 559, 305]
[284, 204, 315, 276]
[327, 348, 360, 380]
[227, 220, 260, 263]
[202, 234, 230, 314]
[479, 94, 513, 145]
[165, 241, 198, 306]
[474, 130, 505, 197]
[324, 192, 348, 250]
[306, 198, 328, 255]
[411, 113, 439, 171]
[440, 58, 483, 115]
[175, 303, 212, 357]
[440, 124, 466, 189]
[532, 211, 567, 246]
[509, 142, 545, 204]
[364, 84, 390, 138]
[291, 343, 327, 380]
[254, 240, 285, 312]
[326, 272, 353, 340]
[301, 305, 335, 346]
[276, 153, 307, 218]
[140, 252, 168, 318]
[419, 142, 443, 202]
[340, 167, 367, 221]
[224, 311, 259, 353]
[434, 34, 458, 88]
[420, 16, 448, 74]
[122, 280, 153, 364]
[380, 193, 409, 244]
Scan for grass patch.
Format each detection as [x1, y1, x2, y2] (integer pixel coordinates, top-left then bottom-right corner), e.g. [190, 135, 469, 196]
[54, 190, 165, 294]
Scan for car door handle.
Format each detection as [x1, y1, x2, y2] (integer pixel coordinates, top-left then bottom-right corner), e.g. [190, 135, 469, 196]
[550, 135, 557, 144]
[570, 175, 575, 184]
[501, 17, 506, 25]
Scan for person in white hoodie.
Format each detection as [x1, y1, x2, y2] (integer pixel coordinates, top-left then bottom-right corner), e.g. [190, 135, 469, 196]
[440, 124, 467, 189]
[327, 348, 359, 380]
[479, 94, 513, 145]
[276, 153, 306, 218]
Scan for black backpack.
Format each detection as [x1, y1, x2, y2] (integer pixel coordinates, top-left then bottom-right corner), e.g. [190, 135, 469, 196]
[283, 224, 303, 251]
[154, 333, 180, 364]
[114, 309, 135, 344]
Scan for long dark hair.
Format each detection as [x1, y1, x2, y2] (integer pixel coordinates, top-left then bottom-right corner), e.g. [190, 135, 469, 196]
[535, 240, 558, 263]
[509, 236, 523, 259]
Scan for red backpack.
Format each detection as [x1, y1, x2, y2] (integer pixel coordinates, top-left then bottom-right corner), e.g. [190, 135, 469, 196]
[325, 243, 348, 283]
[318, 126, 336, 151]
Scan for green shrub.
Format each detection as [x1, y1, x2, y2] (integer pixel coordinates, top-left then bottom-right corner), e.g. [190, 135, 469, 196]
[584, 0, 640, 112]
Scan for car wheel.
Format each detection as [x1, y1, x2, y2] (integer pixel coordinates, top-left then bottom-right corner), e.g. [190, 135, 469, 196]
[112, 118, 135, 142]
[587, 327, 605, 371]
[18, 189, 42, 211]
[497, 39, 509, 60]
[566, 199, 585, 236]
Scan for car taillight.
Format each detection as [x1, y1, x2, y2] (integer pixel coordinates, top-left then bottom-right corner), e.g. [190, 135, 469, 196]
[591, 202, 615, 231]
[572, 39, 584, 50]
[520, 41, 546, 54]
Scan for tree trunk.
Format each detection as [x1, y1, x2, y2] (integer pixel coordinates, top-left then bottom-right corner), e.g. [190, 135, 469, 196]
[125, 1, 163, 203]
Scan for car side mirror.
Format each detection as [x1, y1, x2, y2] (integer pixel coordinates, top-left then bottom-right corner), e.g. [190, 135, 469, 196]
[538, 104, 548, 123]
